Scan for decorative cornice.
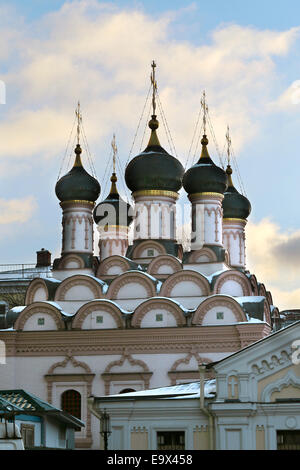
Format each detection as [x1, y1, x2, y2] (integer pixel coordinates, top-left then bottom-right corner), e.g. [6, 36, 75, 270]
[0, 324, 269, 356]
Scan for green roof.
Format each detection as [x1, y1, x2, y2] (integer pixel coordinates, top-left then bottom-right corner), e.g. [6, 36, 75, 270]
[0, 389, 60, 413]
[0, 390, 84, 429]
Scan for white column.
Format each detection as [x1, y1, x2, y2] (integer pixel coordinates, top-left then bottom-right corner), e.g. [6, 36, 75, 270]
[61, 201, 95, 255]
[189, 193, 224, 250]
[132, 191, 178, 242]
[98, 225, 129, 260]
[223, 218, 247, 269]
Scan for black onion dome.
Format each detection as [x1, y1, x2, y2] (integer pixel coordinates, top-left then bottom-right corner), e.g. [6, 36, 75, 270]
[222, 165, 251, 219]
[125, 116, 184, 193]
[93, 173, 133, 227]
[55, 144, 100, 203]
[183, 135, 227, 195]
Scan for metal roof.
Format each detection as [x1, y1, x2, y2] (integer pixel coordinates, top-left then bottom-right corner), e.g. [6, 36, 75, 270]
[0, 390, 84, 429]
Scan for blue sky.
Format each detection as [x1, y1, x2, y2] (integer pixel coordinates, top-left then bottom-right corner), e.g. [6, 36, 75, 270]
[1, 0, 300, 309]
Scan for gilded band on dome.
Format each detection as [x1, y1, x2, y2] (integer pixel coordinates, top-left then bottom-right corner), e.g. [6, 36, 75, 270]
[133, 189, 179, 199]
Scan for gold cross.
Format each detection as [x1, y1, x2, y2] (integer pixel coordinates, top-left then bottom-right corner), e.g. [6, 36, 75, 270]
[150, 60, 157, 115]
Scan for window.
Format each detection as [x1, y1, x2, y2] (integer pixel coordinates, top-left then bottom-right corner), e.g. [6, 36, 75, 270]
[96, 315, 103, 324]
[119, 388, 136, 394]
[157, 431, 185, 450]
[21, 423, 35, 449]
[37, 317, 45, 325]
[156, 314, 163, 322]
[147, 249, 154, 257]
[277, 431, 300, 450]
[61, 389, 81, 420]
[216, 312, 224, 320]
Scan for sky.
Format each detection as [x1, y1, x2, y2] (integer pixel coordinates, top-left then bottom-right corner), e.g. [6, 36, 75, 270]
[1, 0, 300, 311]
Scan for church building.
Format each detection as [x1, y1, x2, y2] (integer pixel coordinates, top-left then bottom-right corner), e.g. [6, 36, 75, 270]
[0, 64, 280, 449]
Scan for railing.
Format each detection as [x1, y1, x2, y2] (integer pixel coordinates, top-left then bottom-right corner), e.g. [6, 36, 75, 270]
[0, 264, 52, 279]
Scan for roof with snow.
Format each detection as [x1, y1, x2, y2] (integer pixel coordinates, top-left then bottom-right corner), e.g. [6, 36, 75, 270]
[94, 380, 216, 401]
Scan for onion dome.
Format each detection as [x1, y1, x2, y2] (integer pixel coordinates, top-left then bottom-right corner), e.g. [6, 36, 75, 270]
[183, 135, 227, 195]
[55, 144, 100, 203]
[93, 172, 133, 228]
[125, 115, 184, 193]
[222, 165, 251, 219]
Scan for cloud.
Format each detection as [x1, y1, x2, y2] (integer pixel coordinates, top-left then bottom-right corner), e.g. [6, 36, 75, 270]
[246, 218, 300, 310]
[0, 1, 300, 309]
[0, 196, 37, 224]
[0, 0, 299, 174]
[269, 80, 300, 111]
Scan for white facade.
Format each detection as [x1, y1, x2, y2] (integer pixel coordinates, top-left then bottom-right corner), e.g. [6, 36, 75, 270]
[61, 201, 95, 256]
[190, 193, 224, 249]
[223, 218, 247, 269]
[133, 193, 177, 241]
[89, 321, 300, 451]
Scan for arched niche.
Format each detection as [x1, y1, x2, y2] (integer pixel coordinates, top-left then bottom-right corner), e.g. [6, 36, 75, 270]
[107, 272, 157, 300]
[132, 240, 166, 259]
[58, 254, 85, 270]
[213, 270, 252, 297]
[97, 256, 131, 277]
[55, 275, 104, 301]
[160, 270, 210, 298]
[131, 298, 186, 328]
[192, 295, 247, 325]
[25, 279, 49, 305]
[147, 255, 182, 276]
[188, 247, 218, 263]
[14, 302, 65, 331]
[72, 300, 124, 329]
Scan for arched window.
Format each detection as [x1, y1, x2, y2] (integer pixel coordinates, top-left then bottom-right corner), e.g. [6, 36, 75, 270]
[61, 389, 81, 419]
[119, 388, 136, 394]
